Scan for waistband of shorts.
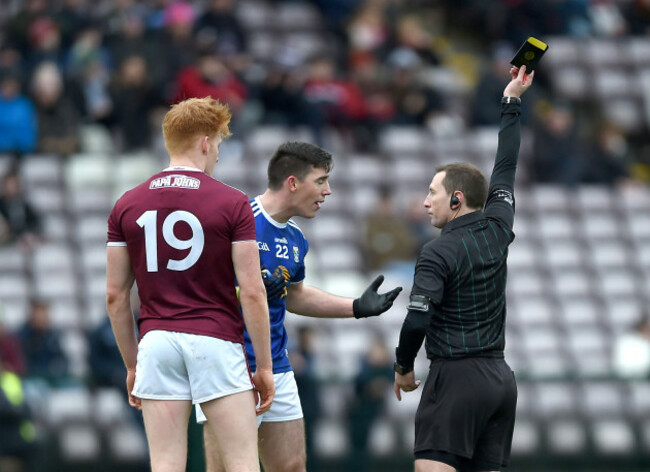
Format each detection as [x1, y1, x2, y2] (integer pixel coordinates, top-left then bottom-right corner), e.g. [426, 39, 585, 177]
[429, 351, 505, 363]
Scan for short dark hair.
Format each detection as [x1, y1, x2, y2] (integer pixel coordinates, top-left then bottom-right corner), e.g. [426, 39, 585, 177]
[268, 142, 333, 190]
[435, 162, 488, 209]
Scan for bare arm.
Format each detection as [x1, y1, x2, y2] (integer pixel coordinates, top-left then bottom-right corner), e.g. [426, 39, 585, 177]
[106, 245, 139, 408]
[285, 282, 354, 318]
[286, 275, 402, 319]
[233, 241, 272, 369]
[287, 282, 354, 318]
[232, 241, 274, 413]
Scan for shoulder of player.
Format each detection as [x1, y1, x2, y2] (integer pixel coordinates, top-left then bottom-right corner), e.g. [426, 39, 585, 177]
[215, 179, 248, 197]
[111, 179, 150, 208]
[419, 233, 461, 261]
[286, 218, 304, 236]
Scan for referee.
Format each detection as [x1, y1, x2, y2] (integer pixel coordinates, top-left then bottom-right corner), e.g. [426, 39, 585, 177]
[394, 65, 534, 472]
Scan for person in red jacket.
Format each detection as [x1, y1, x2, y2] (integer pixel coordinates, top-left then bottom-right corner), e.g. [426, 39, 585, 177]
[172, 52, 247, 114]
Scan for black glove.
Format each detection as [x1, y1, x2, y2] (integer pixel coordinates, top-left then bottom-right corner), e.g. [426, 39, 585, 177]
[353, 275, 403, 319]
[261, 265, 290, 300]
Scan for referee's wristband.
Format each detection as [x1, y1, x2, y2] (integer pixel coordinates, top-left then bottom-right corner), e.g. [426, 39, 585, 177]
[502, 96, 521, 105]
[394, 361, 413, 376]
[394, 347, 414, 374]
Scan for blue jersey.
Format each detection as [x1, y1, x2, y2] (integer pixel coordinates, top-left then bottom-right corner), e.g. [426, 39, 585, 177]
[243, 196, 308, 373]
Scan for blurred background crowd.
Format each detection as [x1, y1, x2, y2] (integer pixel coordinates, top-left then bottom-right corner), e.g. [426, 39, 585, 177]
[1, 0, 650, 471]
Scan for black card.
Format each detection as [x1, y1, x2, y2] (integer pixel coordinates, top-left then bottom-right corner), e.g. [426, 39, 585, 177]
[510, 37, 548, 72]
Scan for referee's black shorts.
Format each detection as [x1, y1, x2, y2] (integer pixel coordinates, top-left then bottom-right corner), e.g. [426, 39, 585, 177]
[414, 357, 517, 470]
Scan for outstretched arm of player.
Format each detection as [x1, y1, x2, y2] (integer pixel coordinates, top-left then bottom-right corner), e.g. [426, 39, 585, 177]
[286, 275, 402, 319]
[232, 241, 275, 415]
[106, 246, 140, 410]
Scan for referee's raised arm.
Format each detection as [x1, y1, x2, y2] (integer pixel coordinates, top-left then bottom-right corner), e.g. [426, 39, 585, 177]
[485, 65, 535, 229]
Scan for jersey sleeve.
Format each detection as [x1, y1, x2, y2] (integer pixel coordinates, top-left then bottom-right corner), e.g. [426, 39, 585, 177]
[290, 234, 309, 283]
[484, 101, 521, 230]
[106, 199, 126, 246]
[410, 241, 450, 305]
[231, 195, 257, 242]
[484, 188, 515, 230]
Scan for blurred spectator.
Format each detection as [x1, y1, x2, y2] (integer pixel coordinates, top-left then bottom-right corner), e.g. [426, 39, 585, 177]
[194, 0, 250, 74]
[613, 312, 650, 379]
[470, 43, 515, 127]
[64, 24, 113, 122]
[345, 335, 393, 472]
[311, 0, 364, 43]
[0, 74, 37, 155]
[87, 315, 126, 391]
[146, 0, 177, 31]
[0, 169, 42, 249]
[346, 0, 390, 56]
[257, 62, 326, 145]
[498, 0, 592, 46]
[102, 0, 151, 41]
[362, 186, 418, 272]
[589, 1, 627, 37]
[0, 358, 37, 472]
[104, 7, 168, 94]
[304, 55, 374, 150]
[386, 47, 444, 126]
[349, 53, 395, 150]
[390, 15, 441, 66]
[289, 326, 322, 472]
[108, 55, 164, 152]
[530, 100, 583, 184]
[621, 0, 650, 35]
[352, 52, 395, 117]
[17, 300, 70, 386]
[0, 46, 24, 86]
[171, 52, 254, 135]
[6, 0, 57, 62]
[405, 193, 436, 252]
[0, 320, 26, 376]
[23, 16, 65, 81]
[55, 0, 93, 50]
[579, 120, 633, 186]
[500, 2, 552, 47]
[158, 0, 199, 92]
[30, 61, 80, 157]
[172, 52, 247, 111]
[87, 312, 148, 470]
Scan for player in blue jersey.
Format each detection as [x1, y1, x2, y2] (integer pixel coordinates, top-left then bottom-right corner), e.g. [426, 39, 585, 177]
[197, 141, 402, 472]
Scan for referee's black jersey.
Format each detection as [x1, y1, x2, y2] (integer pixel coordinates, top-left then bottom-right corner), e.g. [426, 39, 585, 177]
[411, 101, 521, 360]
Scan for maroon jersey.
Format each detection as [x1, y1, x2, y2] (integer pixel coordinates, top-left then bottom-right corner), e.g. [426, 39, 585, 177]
[107, 167, 256, 343]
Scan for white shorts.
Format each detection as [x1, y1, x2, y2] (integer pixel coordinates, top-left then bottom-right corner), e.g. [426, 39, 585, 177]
[132, 330, 253, 403]
[196, 370, 303, 424]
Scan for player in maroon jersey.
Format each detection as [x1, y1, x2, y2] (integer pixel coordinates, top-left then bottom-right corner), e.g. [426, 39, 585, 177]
[106, 97, 274, 472]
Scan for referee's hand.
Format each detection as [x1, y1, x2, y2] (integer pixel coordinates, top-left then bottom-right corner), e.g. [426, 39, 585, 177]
[394, 371, 421, 401]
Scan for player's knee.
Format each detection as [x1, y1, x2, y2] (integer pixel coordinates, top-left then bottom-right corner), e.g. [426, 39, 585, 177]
[283, 460, 306, 472]
[266, 456, 305, 472]
[286, 454, 306, 472]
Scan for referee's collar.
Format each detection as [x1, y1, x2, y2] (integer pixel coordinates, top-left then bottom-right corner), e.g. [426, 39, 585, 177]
[442, 210, 482, 233]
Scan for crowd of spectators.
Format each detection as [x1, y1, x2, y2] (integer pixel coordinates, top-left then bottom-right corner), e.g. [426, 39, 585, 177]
[0, 0, 646, 179]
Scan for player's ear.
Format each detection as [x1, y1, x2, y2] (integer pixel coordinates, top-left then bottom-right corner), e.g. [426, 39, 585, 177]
[201, 136, 209, 154]
[287, 176, 298, 191]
